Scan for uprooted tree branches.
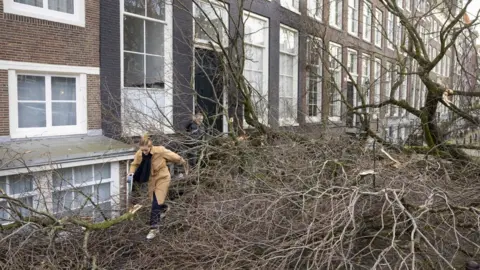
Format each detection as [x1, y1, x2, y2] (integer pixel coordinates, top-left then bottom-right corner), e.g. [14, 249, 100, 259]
[1, 133, 479, 269]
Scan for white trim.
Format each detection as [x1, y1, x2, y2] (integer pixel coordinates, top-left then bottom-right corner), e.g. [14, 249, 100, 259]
[0, 60, 99, 75]
[243, 11, 269, 128]
[120, 0, 174, 135]
[3, 0, 85, 27]
[8, 72, 88, 138]
[280, 0, 300, 14]
[192, 0, 230, 47]
[279, 24, 299, 126]
[362, 1, 372, 43]
[306, 36, 323, 123]
[0, 155, 134, 177]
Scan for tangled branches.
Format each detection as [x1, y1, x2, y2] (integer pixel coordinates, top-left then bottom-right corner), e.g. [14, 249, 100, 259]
[0, 133, 479, 269]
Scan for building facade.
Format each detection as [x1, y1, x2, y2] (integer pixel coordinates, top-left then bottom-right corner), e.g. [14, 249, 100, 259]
[0, 0, 134, 223]
[0, 0, 474, 223]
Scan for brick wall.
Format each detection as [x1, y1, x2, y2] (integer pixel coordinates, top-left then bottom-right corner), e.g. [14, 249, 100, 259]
[87, 75, 101, 130]
[0, 70, 7, 136]
[0, 0, 101, 137]
[0, 0, 99, 67]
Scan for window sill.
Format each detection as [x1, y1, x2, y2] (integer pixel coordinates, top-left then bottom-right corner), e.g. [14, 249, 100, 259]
[3, 0, 86, 27]
[329, 24, 343, 31]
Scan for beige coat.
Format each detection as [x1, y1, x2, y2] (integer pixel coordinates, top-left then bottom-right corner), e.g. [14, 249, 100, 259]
[129, 146, 183, 204]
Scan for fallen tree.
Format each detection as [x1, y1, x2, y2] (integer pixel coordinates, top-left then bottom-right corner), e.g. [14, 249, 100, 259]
[0, 132, 479, 269]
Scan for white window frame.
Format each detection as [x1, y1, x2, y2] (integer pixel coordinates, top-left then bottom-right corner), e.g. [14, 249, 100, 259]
[386, 62, 392, 116]
[374, 8, 383, 48]
[361, 54, 371, 114]
[193, 0, 229, 48]
[373, 57, 382, 118]
[7, 68, 88, 139]
[329, 0, 343, 29]
[243, 11, 269, 126]
[120, 0, 174, 135]
[387, 12, 394, 50]
[280, 0, 300, 13]
[348, 0, 359, 36]
[0, 160, 121, 224]
[307, 0, 322, 21]
[3, 0, 85, 27]
[405, 0, 411, 11]
[51, 162, 117, 218]
[279, 24, 299, 126]
[329, 42, 342, 122]
[306, 36, 323, 123]
[362, 1, 372, 42]
[347, 49, 358, 77]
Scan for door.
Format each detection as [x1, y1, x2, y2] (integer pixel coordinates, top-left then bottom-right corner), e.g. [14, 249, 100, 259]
[194, 48, 224, 135]
[346, 82, 355, 128]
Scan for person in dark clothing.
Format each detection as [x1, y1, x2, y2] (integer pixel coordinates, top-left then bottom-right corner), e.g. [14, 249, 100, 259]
[185, 112, 204, 169]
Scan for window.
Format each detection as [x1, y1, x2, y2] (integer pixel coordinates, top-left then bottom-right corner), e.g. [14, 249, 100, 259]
[387, 12, 394, 49]
[361, 54, 371, 113]
[347, 49, 358, 75]
[397, 0, 403, 9]
[0, 162, 119, 224]
[395, 17, 402, 47]
[279, 25, 299, 126]
[122, 0, 174, 134]
[8, 73, 87, 138]
[306, 37, 323, 121]
[329, 43, 342, 121]
[52, 163, 114, 220]
[385, 62, 392, 116]
[374, 9, 383, 47]
[193, 0, 229, 46]
[399, 71, 407, 116]
[330, 0, 343, 29]
[243, 12, 269, 125]
[393, 65, 401, 116]
[0, 174, 36, 223]
[363, 1, 372, 42]
[405, 0, 411, 11]
[374, 58, 382, 110]
[348, 0, 359, 36]
[307, 0, 322, 20]
[3, 0, 85, 26]
[281, 0, 299, 13]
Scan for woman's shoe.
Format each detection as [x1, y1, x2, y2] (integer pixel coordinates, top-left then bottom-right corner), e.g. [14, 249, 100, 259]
[160, 204, 170, 219]
[146, 228, 159, 240]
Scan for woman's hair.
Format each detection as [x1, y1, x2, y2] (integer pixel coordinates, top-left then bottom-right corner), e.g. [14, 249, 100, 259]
[139, 133, 152, 147]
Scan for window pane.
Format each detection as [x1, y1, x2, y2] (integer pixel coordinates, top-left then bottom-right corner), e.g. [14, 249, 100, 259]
[18, 196, 33, 217]
[74, 166, 93, 185]
[124, 0, 145, 15]
[74, 186, 94, 208]
[145, 20, 164, 55]
[94, 202, 112, 221]
[53, 168, 73, 188]
[52, 77, 76, 101]
[9, 175, 34, 195]
[124, 16, 145, 53]
[52, 103, 77, 126]
[147, 0, 165, 20]
[94, 163, 111, 180]
[146, 56, 164, 88]
[194, 1, 226, 44]
[52, 191, 74, 213]
[0, 201, 9, 224]
[124, 53, 145, 88]
[280, 28, 296, 54]
[48, 0, 74, 14]
[14, 0, 42, 7]
[244, 16, 266, 46]
[95, 183, 111, 202]
[17, 75, 45, 101]
[0, 177, 6, 193]
[18, 103, 46, 128]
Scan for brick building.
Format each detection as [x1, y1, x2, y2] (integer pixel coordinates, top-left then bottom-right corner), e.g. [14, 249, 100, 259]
[0, 0, 134, 223]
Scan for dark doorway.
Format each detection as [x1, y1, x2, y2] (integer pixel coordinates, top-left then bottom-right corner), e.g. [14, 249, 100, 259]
[346, 82, 355, 128]
[194, 48, 224, 135]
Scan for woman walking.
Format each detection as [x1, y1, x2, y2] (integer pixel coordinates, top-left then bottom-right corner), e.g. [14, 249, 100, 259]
[128, 134, 187, 239]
